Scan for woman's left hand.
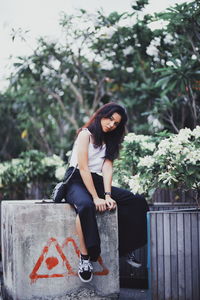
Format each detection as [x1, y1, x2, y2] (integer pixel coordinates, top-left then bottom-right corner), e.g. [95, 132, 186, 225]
[105, 196, 117, 210]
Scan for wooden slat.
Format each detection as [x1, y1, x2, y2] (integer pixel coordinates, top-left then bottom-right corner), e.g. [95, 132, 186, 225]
[191, 213, 200, 300]
[163, 213, 171, 299]
[177, 213, 186, 299]
[150, 213, 158, 300]
[152, 188, 198, 204]
[170, 213, 178, 299]
[156, 213, 165, 300]
[184, 213, 192, 299]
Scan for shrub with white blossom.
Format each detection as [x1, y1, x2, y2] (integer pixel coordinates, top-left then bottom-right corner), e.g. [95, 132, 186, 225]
[115, 127, 200, 202]
[0, 150, 66, 200]
[114, 132, 158, 189]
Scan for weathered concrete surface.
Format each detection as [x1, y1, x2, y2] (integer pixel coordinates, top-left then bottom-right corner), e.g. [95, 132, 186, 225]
[1, 200, 119, 300]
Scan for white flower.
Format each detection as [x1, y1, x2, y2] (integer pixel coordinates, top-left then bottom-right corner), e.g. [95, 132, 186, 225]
[191, 54, 197, 60]
[138, 156, 155, 168]
[184, 150, 200, 164]
[98, 26, 117, 39]
[156, 138, 171, 155]
[153, 37, 161, 47]
[146, 44, 159, 58]
[42, 155, 64, 167]
[123, 175, 131, 184]
[158, 172, 178, 185]
[147, 20, 169, 31]
[123, 46, 133, 56]
[55, 166, 66, 180]
[146, 37, 161, 58]
[192, 126, 200, 138]
[126, 67, 134, 73]
[141, 141, 156, 152]
[176, 128, 192, 143]
[124, 133, 156, 152]
[100, 60, 113, 70]
[166, 61, 175, 67]
[0, 163, 9, 175]
[170, 142, 184, 155]
[124, 133, 136, 143]
[128, 175, 144, 194]
[66, 150, 72, 158]
[163, 34, 176, 45]
[11, 158, 21, 166]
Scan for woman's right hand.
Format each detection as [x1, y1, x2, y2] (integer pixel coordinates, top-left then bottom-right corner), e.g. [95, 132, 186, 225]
[93, 197, 107, 212]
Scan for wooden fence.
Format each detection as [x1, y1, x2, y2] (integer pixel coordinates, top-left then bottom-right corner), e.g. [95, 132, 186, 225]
[148, 208, 200, 300]
[119, 203, 199, 291]
[152, 188, 198, 205]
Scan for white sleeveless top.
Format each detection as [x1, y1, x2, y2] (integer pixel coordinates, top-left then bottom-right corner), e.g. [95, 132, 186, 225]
[69, 128, 106, 173]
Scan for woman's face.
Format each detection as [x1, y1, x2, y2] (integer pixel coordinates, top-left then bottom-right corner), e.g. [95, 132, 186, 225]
[101, 112, 122, 133]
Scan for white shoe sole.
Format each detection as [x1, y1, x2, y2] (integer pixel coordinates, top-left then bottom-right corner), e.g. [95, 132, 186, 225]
[78, 271, 93, 283]
[126, 259, 142, 268]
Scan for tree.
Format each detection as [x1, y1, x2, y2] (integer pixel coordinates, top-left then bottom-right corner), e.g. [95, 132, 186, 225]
[151, 1, 200, 132]
[1, 1, 199, 161]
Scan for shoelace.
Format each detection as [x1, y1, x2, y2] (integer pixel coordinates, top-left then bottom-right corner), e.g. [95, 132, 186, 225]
[79, 259, 93, 272]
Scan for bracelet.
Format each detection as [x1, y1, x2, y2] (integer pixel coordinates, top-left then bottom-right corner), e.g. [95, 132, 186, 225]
[104, 192, 111, 196]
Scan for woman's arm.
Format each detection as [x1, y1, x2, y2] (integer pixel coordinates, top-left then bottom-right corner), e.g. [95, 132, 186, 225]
[102, 159, 113, 193]
[77, 130, 107, 211]
[102, 159, 117, 210]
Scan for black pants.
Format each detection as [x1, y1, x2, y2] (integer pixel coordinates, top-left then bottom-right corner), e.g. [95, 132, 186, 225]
[65, 168, 149, 262]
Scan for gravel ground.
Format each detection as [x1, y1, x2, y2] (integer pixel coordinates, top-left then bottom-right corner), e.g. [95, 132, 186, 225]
[0, 283, 148, 300]
[119, 288, 148, 300]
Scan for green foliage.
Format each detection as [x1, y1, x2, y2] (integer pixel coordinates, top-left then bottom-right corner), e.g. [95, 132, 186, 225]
[0, 150, 65, 200]
[114, 132, 159, 188]
[0, 0, 199, 162]
[150, 1, 200, 131]
[114, 127, 200, 202]
[132, 0, 149, 11]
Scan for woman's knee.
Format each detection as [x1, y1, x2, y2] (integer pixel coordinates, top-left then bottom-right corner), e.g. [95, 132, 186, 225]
[79, 199, 95, 214]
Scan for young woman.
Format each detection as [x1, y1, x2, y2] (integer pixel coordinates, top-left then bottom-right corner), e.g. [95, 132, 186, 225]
[64, 102, 149, 283]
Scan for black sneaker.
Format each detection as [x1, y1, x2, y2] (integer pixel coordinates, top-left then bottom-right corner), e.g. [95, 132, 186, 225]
[125, 252, 142, 268]
[78, 256, 93, 283]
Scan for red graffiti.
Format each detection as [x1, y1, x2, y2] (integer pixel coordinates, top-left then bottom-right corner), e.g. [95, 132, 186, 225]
[29, 237, 109, 283]
[45, 257, 59, 270]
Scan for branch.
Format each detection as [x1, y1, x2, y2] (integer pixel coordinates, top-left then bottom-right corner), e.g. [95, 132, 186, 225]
[42, 60, 84, 107]
[29, 116, 53, 155]
[163, 111, 179, 133]
[65, 77, 84, 106]
[39, 87, 79, 130]
[187, 81, 197, 127]
[92, 77, 107, 112]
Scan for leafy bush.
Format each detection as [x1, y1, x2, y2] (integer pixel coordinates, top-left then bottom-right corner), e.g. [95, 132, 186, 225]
[114, 127, 200, 203]
[114, 132, 165, 188]
[0, 150, 66, 200]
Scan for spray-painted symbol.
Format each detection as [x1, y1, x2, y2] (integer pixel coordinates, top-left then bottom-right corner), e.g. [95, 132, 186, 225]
[29, 237, 109, 283]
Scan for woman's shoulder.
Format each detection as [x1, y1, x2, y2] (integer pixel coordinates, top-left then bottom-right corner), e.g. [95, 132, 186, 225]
[77, 128, 91, 141]
[81, 128, 92, 135]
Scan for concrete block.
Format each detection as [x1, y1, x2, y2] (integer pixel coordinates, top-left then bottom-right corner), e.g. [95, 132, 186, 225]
[1, 200, 119, 300]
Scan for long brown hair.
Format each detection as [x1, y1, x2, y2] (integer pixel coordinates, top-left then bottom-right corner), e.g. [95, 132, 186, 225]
[79, 102, 128, 161]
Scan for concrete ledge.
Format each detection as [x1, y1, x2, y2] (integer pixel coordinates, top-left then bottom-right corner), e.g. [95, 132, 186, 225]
[1, 200, 119, 300]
